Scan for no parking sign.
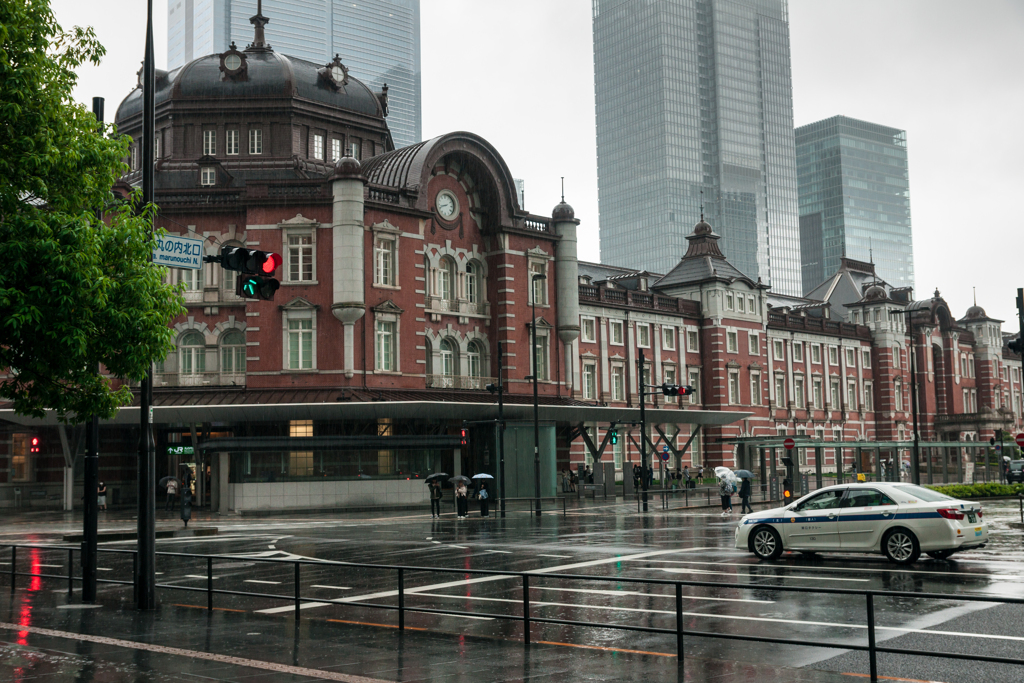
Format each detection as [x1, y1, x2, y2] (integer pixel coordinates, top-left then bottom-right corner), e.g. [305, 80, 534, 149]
[661, 445, 670, 462]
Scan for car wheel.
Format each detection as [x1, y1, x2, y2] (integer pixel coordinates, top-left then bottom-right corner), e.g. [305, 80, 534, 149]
[751, 526, 783, 560]
[926, 549, 956, 560]
[883, 529, 920, 565]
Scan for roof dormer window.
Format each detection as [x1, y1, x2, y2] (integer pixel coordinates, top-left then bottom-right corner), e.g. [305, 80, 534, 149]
[219, 42, 248, 81]
[200, 167, 216, 186]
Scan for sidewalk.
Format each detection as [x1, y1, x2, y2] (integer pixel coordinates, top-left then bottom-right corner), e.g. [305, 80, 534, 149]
[0, 585, 859, 683]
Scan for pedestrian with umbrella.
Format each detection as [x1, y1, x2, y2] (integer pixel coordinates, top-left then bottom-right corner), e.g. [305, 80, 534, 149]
[159, 475, 180, 512]
[734, 470, 754, 514]
[450, 476, 471, 519]
[426, 473, 448, 518]
[472, 474, 494, 517]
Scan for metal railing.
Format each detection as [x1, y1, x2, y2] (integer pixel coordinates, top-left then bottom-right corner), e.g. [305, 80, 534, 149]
[5, 543, 1024, 682]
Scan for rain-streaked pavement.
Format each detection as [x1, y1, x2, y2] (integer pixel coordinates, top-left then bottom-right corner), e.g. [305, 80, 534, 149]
[1, 496, 1023, 682]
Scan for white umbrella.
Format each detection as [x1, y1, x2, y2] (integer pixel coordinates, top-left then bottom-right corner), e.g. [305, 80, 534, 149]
[471, 473, 494, 479]
[714, 466, 732, 478]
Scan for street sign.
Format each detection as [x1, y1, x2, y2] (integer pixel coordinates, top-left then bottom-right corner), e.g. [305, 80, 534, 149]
[661, 445, 670, 462]
[154, 234, 204, 270]
[783, 437, 795, 450]
[1016, 433, 1024, 448]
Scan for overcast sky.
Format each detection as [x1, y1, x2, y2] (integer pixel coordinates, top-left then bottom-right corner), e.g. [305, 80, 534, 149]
[54, 0, 1024, 325]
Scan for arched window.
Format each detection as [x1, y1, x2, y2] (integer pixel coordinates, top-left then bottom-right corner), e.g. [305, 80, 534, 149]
[179, 331, 206, 379]
[440, 338, 457, 377]
[466, 262, 479, 304]
[467, 340, 483, 379]
[425, 339, 433, 375]
[220, 329, 246, 377]
[438, 257, 455, 302]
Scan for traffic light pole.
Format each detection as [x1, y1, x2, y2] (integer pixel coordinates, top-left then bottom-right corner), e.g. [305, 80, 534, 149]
[136, 0, 157, 610]
[638, 349, 649, 513]
[497, 343, 507, 518]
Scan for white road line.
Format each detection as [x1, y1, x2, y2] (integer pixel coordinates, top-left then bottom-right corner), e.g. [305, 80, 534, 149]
[36, 564, 64, 568]
[413, 592, 675, 616]
[97, 568, 113, 572]
[298, 547, 719, 613]
[537, 586, 772, 604]
[184, 575, 220, 580]
[311, 585, 352, 591]
[657, 568, 869, 582]
[483, 550, 513, 554]
[637, 558, 1024, 581]
[537, 554, 571, 559]
[430, 541, 441, 544]
[448, 545, 468, 549]
[244, 580, 281, 585]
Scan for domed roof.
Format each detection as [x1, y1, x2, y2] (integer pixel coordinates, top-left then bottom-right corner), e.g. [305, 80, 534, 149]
[965, 304, 987, 319]
[552, 200, 575, 221]
[693, 219, 713, 236]
[116, 48, 384, 124]
[864, 284, 887, 301]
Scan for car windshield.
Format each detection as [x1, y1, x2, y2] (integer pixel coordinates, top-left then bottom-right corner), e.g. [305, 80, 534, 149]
[891, 484, 954, 502]
[1010, 461, 1024, 471]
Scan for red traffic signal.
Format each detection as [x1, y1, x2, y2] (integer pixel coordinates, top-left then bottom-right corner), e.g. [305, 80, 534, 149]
[30, 437, 40, 454]
[220, 246, 282, 276]
[660, 384, 695, 397]
[460, 426, 468, 447]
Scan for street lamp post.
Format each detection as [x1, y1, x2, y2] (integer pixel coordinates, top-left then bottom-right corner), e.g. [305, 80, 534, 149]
[530, 273, 547, 517]
[486, 343, 507, 518]
[890, 309, 922, 486]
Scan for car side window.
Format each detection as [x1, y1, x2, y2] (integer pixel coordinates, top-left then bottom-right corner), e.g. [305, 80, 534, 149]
[842, 489, 896, 508]
[796, 489, 845, 511]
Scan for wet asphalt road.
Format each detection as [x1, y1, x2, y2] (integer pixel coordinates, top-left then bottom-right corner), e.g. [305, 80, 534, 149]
[2, 498, 1024, 682]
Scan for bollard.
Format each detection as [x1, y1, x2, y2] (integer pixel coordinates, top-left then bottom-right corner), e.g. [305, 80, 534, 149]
[398, 567, 405, 631]
[675, 582, 684, 667]
[866, 593, 878, 682]
[207, 557, 213, 611]
[10, 546, 16, 591]
[294, 563, 301, 620]
[522, 573, 531, 645]
[68, 548, 74, 597]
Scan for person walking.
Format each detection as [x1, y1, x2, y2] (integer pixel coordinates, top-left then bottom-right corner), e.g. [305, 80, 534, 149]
[97, 482, 107, 511]
[683, 465, 692, 489]
[430, 481, 443, 518]
[165, 477, 178, 511]
[739, 476, 753, 514]
[718, 477, 734, 515]
[479, 482, 490, 517]
[455, 481, 468, 519]
[632, 463, 642, 490]
[569, 469, 578, 493]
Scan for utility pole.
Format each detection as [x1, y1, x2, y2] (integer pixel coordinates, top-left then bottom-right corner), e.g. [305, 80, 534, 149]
[136, 0, 157, 610]
[638, 348, 649, 512]
[492, 344, 507, 518]
[531, 273, 546, 517]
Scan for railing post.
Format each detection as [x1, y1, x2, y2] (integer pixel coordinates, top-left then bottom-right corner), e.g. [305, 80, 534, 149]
[10, 546, 15, 591]
[207, 556, 213, 611]
[675, 582, 684, 668]
[563, 497, 566, 517]
[866, 593, 878, 682]
[522, 573, 531, 645]
[294, 562, 301, 620]
[68, 548, 74, 598]
[398, 568, 405, 631]
[132, 552, 138, 603]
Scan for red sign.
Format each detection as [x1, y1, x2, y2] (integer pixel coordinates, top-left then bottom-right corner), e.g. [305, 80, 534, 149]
[784, 437, 795, 450]
[1016, 433, 1024, 448]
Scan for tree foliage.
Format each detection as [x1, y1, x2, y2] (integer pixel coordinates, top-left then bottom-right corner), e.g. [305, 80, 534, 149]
[0, 0, 185, 421]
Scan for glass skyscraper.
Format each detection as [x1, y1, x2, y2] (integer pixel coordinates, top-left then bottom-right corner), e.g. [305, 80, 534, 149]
[795, 115, 914, 293]
[167, 0, 421, 148]
[592, 0, 801, 295]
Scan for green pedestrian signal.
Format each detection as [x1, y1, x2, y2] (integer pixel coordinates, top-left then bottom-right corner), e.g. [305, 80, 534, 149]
[610, 429, 618, 445]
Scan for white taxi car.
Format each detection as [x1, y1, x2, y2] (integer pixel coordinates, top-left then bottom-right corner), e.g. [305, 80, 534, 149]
[735, 483, 988, 564]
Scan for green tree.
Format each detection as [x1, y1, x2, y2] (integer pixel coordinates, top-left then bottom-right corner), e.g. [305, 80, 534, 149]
[0, 0, 184, 421]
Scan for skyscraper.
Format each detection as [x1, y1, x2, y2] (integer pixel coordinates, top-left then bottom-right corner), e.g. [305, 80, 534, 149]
[167, 0, 421, 148]
[592, 0, 802, 295]
[795, 115, 914, 293]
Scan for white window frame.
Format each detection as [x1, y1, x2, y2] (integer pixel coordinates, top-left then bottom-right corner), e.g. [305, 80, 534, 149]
[582, 362, 597, 400]
[775, 374, 786, 406]
[828, 346, 838, 365]
[750, 371, 761, 405]
[812, 377, 823, 409]
[794, 376, 805, 409]
[895, 378, 904, 412]
[220, 329, 246, 376]
[728, 370, 741, 405]
[331, 138, 342, 162]
[688, 369, 700, 404]
[726, 330, 738, 353]
[529, 261, 548, 306]
[226, 129, 239, 155]
[349, 139, 361, 159]
[662, 326, 675, 351]
[375, 319, 397, 372]
[178, 331, 206, 376]
[845, 347, 856, 366]
[283, 308, 316, 371]
[862, 349, 871, 368]
[203, 129, 216, 156]
[664, 366, 677, 403]
[313, 134, 324, 160]
[610, 320, 624, 346]
[532, 327, 550, 381]
[285, 230, 316, 284]
[249, 128, 263, 155]
[812, 344, 822, 364]
[864, 382, 874, 411]
[200, 167, 216, 186]
[726, 292, 734, 310]
[611, 364, 625, 401]
[581, 317, 596, 343]
[748, 332, 759, 355]
[793, 342, 804, 363]
[637, 324, 650, 348]
[687, 329, 699, 353]
[773, 339, 784, 359]
[830, 378, 841, 409]
[374, 234, 397, 288]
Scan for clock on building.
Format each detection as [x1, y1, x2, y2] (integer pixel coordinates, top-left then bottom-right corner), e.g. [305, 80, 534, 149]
[435, 190, 458, 220]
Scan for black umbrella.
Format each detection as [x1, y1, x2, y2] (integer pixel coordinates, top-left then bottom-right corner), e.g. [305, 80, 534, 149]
[425, 473, 449, 484]
[734, 470, 755, 479]
[448, 475, 471, 485]
[158, 476, 180, 489]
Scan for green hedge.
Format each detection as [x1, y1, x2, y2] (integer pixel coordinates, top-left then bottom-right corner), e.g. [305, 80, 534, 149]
[926, 483, 1024, 498]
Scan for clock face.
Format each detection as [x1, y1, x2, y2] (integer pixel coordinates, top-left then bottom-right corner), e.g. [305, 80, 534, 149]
[331, 65, 345, 82]
[436, 191, 458, 219]
[224, 54, 241, 71]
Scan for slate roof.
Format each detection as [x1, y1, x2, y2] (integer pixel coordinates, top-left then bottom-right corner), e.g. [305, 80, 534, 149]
[653, 218, 758, 290]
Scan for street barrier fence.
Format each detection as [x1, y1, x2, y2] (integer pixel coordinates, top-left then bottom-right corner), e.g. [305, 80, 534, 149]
[5, 542, 1024, 682]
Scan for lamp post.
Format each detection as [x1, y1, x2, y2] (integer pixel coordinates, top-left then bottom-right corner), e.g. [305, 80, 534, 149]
[889, 308, 921, 485]
[486, 343, 506, 518]
[530, 273, 547, 517]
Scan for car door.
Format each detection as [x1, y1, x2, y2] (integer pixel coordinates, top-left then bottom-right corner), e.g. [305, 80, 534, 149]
[782, 488, 846, 550]
[838, 488, 898, 550]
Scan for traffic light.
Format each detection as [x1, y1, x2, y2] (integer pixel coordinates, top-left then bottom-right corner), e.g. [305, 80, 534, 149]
[783, 480, 793, 500]
[609, 429, 618, 445]
[29, 436, 40, 454]
[1010, 337, 1024, 355]
[237, 274, 281, 301]
[460, 424, 468, 447]
[220, 246, 282, 301]
[660, 384, 695, 396]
